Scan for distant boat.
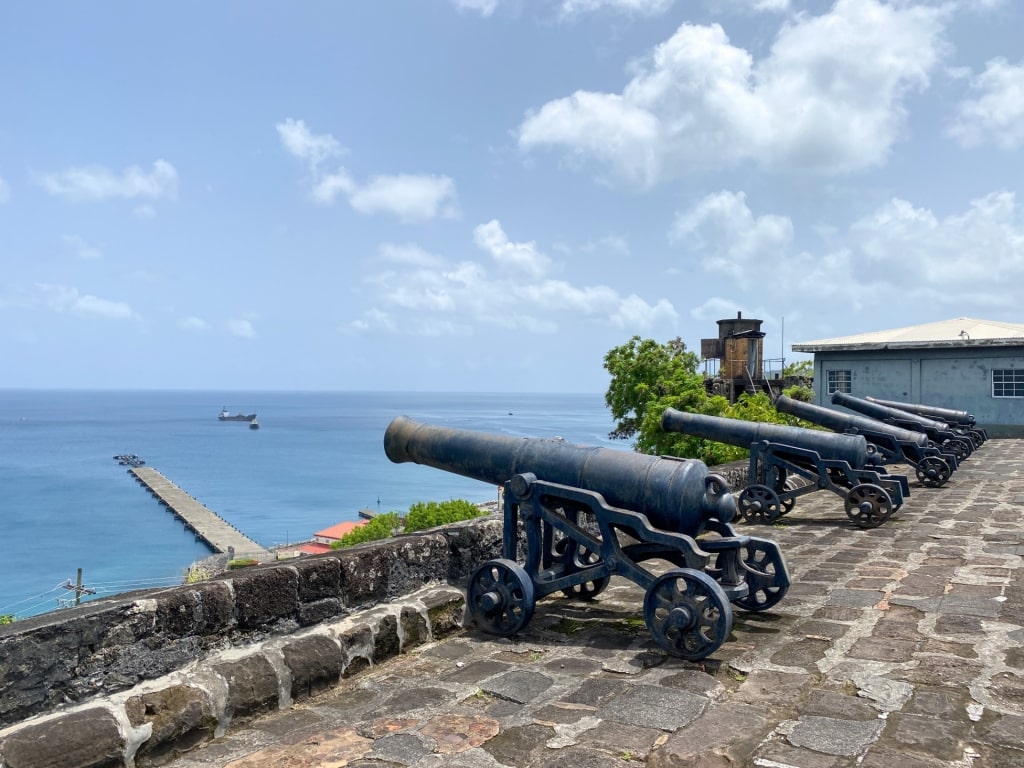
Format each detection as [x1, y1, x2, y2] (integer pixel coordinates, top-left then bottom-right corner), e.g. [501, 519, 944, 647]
[219, 407, 257, 423]
[249, 418, 260, 430]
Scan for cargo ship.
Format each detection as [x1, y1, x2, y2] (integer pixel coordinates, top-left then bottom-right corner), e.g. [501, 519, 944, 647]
[219, 407, 257, 422]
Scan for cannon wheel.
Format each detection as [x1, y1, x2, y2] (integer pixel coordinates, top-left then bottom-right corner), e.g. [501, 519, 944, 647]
[553, 538, 610, 600]
[467, 559, 536, 636]
[766, 467, 796, 515]
[844, 484, 893, 529]
[944, 439, 971, 463]
[731, 540, 790, 612]
[915, 456, 951, 488]
[643, 568, 733, 661]
[738, 484, 782, 524]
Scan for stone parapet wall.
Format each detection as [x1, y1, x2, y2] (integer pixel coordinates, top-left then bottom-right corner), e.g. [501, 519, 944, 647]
[0, 518, 504, 730]
[0, 585, 468, 768]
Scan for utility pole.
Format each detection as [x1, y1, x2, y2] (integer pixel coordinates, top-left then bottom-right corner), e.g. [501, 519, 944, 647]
[60, 568, 96, 608]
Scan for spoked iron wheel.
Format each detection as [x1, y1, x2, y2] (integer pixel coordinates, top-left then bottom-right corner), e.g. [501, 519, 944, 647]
[730, 540, 790, 612]
[914, 456, 951, 488]
[843, 484, 893, 529]
[643, 568, 733, 661]
[467, 559, 536, 636]
[552, 537, 610, 600]
[738, 484, 782, 524]
[945, 439, 971, 463]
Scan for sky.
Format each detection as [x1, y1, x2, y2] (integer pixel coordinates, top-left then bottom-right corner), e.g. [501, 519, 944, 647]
[1, 0, 1022, 393]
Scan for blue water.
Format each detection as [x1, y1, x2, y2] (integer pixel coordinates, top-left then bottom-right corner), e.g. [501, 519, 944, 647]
[0, 391, 623, 618]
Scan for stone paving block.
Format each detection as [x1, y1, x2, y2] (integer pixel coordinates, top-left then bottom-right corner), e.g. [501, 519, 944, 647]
[647, 702, 767, 767]
[786, 715, 884, 757]
[599, 685, 708, 731]
[878, 712, 971, 761]
[480, 669, 554, 704]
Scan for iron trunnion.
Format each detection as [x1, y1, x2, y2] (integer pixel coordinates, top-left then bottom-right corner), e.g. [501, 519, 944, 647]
[383, 415, 791, 661]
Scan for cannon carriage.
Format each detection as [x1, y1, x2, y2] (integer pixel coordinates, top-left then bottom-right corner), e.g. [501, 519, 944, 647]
[775, 394, 958, 488]
[384, 415, 791, 661]
[864, 396, 988, 445]
[660, 408, 910, 529]
[831, 392, 977, 460]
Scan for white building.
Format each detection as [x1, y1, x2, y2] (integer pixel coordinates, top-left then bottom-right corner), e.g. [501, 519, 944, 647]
[792, 317, 1024, 437]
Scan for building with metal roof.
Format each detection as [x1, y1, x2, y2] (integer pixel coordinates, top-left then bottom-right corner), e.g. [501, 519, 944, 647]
[792, 317, 1024, 437]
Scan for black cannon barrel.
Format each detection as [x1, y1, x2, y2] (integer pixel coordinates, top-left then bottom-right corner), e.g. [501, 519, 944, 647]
[384, 416, 736, 535]
[831, 391, 951, 432]
[775, 395, 930, 447]
[660, 408, 874, 468]
[865, 396, 976, 427]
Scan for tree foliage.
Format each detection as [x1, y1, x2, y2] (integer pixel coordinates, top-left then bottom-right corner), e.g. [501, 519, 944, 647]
[783, 359, 814, 378]
[603, 336, 813, 464]
[332, 512, 402, 548]
[405, 499, 487, 532]
[0, 614, 14, 624]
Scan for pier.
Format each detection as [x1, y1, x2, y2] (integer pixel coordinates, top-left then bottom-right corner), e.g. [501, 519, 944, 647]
[129, 467, 270, 560]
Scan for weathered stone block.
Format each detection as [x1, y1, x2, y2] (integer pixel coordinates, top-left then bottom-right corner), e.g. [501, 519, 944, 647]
[336, 624, 374, 678]
[126, 685, 217, 767]
[231, 567, 299, 629]
[400, 605, 429, 649]
[213, 654, 279, 720]
[0, 707, 124, 768]
[293, 556, 343, 603]
[281, 634, 344, 701]
[153, 582, 235, 638]
[373, 614, 401, 662]
[422, 588, 466, 638]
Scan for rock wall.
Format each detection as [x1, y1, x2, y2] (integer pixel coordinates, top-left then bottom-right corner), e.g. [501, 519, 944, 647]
[0, 518, 503, 731]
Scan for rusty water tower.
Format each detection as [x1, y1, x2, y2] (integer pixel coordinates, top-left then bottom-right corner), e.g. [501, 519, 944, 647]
[700, 312, 765, 394]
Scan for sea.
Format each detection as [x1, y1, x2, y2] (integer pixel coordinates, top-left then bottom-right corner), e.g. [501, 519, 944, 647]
[0, 390, 625, 619]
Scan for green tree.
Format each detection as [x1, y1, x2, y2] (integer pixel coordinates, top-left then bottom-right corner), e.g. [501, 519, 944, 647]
[783, 359, 814, 378]
[603, 337, 821, 463]
[331, 512, 402, 548]
[0, 614, 14, 624]
[405, 499, 487, 532]
[604, 336, 736, 459]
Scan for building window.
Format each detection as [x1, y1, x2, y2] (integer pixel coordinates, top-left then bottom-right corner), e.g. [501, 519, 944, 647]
[993, 368, 1024, 398]
[827, 370, 852, 394]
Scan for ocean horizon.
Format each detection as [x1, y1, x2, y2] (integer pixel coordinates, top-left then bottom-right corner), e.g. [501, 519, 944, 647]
[0, 390, 626, 619]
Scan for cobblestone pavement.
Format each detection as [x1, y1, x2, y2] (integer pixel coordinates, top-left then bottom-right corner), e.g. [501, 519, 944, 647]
[170, 440, 1024, 768]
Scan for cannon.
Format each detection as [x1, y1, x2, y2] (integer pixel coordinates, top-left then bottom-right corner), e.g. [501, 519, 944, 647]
[831, 391, 975, 461]
[384, 415, 791, 661]
[775, 395, 957, 488]
[660, 408, 909, 529]
[864, 396, 987, 445]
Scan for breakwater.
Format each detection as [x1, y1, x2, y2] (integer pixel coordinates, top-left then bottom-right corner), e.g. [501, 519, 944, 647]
[129, 466, 270, 560]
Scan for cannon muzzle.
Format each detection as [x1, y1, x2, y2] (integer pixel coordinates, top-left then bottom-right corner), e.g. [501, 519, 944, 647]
[660, 408, 876, 468]
[775, 395, 930, 447]
[865, 396, 976, 427]
[384, 416, 737, 532]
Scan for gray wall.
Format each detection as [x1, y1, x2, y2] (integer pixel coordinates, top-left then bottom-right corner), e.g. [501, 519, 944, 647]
[810, 346, 1024, 436]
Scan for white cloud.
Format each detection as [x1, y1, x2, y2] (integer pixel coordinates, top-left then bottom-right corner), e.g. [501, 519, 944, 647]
[277, 117, 346, 168]
[351, 221, 678, 335]
[32, 284, 139, 320]
[61, 234, 102, 260]
[668, 187, 1024, 326]
[227, 317, 257, 338]
[670, 190, 793, 285]
[349, 174, 459, 221]
[948, 58, 1024, 149]
[178, 316, 210, 332]
[519, 0, 947, 184]
[0, 175, 9, 203]
[452, 0, 500, 16]
[278, 119, 458, 220]
[473, 219, 552, 279]
[711, 0, 790, 12]
[558, 0, 675, 17]
[36, 160, 178, 202]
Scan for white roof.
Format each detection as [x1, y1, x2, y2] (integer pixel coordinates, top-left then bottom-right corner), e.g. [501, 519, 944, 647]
[793, 317, 1024, 352]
